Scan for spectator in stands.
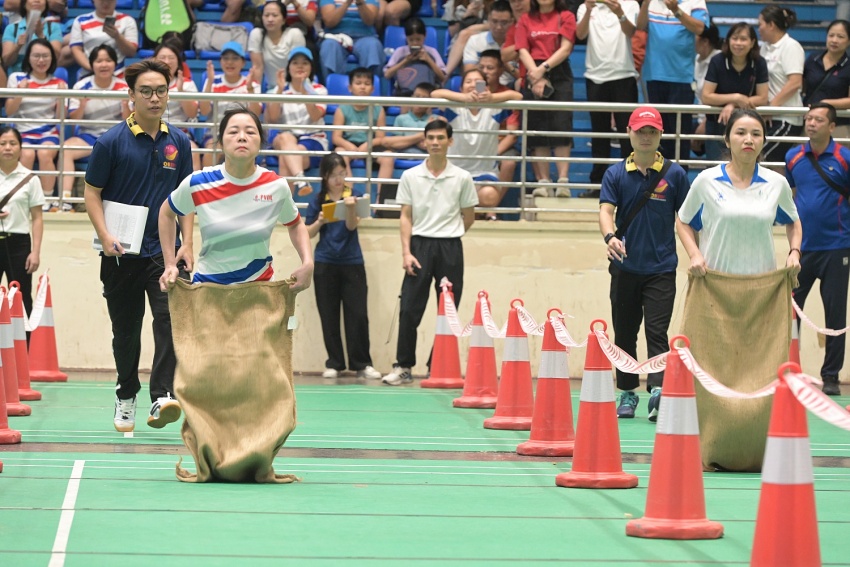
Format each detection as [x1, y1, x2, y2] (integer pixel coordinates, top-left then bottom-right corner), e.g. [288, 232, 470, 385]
[758, 5, 804, 165]
[443, 0, 487, 40]
[692, 22, 722, 157]
[432, 68, 522, 217]
[515, 0, 576, 198]
[318, 0, 384, 79]
[383, 17, 446, 96]
[154, 43, 201, 170]
[380, 0, 422, 28]
[478, 49, 519, 194]
[5, 39, 66, 206]
[444, 1, 514, 84]
[500, 0, 530, 88]
[576, 0, 640, 191]
[69, 0, 138, 78]
[199, 42, 263, 167]
[803, 20, 850, 140]
[248, 0, 307, 90]
[637, 0, 708, 163]
[700, 23, 768, 162]
[383, 82, 437, 155]
[266, 46, 329, 195]
[2, 0, 63, 73]
[331, 68, 395, 206]
[62, 44, 130, 205]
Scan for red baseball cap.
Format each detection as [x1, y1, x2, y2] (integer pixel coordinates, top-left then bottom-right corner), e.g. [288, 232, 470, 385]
[629, 106, 663, 131]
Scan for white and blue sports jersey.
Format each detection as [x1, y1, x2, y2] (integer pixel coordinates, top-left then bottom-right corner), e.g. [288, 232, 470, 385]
[168, 164, 301, 284]
[68, 76, 129, 137]
[6, 72, 67, 143]
[443, 106, 513, 178]
[643, 0, 709, 84]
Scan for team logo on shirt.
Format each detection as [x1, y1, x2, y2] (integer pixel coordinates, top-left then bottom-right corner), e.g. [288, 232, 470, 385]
[162, 144, 178, 170]
[650, 179, 669, 201]
[254, 194, 273, 202]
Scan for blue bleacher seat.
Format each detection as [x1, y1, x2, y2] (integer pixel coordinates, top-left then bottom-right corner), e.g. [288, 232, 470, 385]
[324, 73, 379, 115]
[448, 74, 461, 92]
[383, 25, 439, 54]
[54, 67, 68, 85]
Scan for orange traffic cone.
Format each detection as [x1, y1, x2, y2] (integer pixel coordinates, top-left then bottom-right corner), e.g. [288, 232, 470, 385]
[750, 362, 820, 567]
[517, 309, 575, 456]
[0, 344, 22, 445]
[421, 281, 464, 389]
[626, 335, 723, 539]
[556, 320, 637, 489]
[9, 282, 41, 401]
[0, 288, 30, 416]
[29, 275, 67, 382]
[789, 304, 801, 366]
[483, 299, 533, 430]
[453, 291, 498, 408]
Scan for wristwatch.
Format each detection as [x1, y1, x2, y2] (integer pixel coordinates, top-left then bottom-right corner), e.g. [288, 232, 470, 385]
[674, 8, 683, 18]
[543, 62, 550, 70]
[618, 13, 628, 22]
[604, 232, 616, 244]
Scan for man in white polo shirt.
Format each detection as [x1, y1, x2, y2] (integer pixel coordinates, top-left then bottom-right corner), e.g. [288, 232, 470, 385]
[383, 120, 479, 386]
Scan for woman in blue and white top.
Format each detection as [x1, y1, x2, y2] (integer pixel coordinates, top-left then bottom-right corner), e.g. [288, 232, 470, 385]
[62, 44, 130, 204]
[154, 43, 200, 171]
[677, 109, 802, 276]
[5, 38, 67, 203]
[1, 0, 63, 73]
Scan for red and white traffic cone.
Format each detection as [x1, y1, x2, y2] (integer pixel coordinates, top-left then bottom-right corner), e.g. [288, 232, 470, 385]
[29, 274, 67, 382]
[0, 288, 30, 416]
[0, 342, 22, 445]
[750, 362, 820, 567]
[453, 291, 498, 408]
[421, 280, 464, 389]
[556, 320, 637, 489]
[789, 303, 801, 366]
[517, 309, 575, 456]
[9, 282, 40, 401]
[483, 299, 533, 430]
[626, 335, 723, 539]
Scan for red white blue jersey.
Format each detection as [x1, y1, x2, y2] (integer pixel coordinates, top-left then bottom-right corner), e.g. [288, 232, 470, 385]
[68, 76, 128, 137]
[69, 12, 138, 73]
[7, 73, 67, 142]
[168, 165, 301, 284]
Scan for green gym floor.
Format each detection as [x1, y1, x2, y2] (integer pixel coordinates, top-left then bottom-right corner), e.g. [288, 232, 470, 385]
[1, 377, 848, 566]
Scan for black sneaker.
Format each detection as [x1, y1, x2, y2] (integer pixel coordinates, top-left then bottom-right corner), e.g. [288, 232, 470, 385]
[616, 391, 639, 418]
[822, 377, 841, 397]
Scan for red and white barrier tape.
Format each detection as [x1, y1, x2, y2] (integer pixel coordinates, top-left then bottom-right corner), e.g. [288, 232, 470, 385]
[7, 273, 47, 332]
[551, 316, 587, 349]
[440, 278, 473, 337]
[593, 330, 668, 375]
[793, 297, 848, 337]
[515, 306, 546, 336]
[676, 347, 779, 399]
[785, 371, 850, 432]
[479, 296, 507, 339]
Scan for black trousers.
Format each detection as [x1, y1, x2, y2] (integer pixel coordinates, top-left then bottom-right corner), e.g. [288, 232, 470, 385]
[100, 254, 187, 403]
[794, 248, 850, 380]
[609, 265, 676, 392]
[396, 236, 464, 369]
[0, 233, 34, 316]
[586, 77, 637, 184]
[646, 80, 693, 165]
[314, 262, 372, 371]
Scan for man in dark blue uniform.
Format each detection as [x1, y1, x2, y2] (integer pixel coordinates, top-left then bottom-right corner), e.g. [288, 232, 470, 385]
[84, 59, 194, 432]
[786, 102, 850, 396]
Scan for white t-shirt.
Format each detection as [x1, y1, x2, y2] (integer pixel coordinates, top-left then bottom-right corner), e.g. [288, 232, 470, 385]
[761, 33, 805, 126]
[168, 164, 300, 284]
[165, 78, 199, 125]
[248, 27, 307, 90]
[0, 163, 45, 233]
[396, 160, 479, 238]
[462, 31, 514, 86]
[69, 12, 138, 73]
[270, 82, 329, 147]
[443, 106, 512, 178]
[678, 163, 799, 275]
[68, 76, 129, 137]
[576, 0, 639, 83]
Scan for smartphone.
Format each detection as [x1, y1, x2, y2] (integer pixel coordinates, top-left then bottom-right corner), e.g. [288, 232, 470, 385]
[410, 45, 421, 53]
[104, 16, 116, 27]
[475, 80, 486, 93]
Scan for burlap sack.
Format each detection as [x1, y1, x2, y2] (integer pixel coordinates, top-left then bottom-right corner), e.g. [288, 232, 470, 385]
[168, 278, 299, 483]
[681, 268, 796, 472]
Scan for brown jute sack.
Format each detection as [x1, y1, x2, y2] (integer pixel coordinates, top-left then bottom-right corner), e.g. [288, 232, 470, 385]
[168, 278, 299, 483]
[681, 268, 796, 472]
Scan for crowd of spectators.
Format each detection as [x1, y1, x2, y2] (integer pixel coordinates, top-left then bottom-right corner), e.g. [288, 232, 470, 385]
[0, 0, 842, 215]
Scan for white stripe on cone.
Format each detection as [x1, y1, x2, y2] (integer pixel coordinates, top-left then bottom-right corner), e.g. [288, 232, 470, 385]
[655, 397, 700, 435]
[435, 315, 452, 336]
[503, 336, 529, 362]
[579, 369, 615, 402]
[11, 317, 25, 341]
[792, 321, 799, 340]
[39, 306, 54, 328]
[539, 350, 569, 379]
[0, 322, 13, 349]
[762, 437, 814, 485]
[470, 325, 493, 348]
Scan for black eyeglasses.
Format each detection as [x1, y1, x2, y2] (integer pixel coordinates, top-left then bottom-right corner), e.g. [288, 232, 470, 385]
[136, 85, 169, 99]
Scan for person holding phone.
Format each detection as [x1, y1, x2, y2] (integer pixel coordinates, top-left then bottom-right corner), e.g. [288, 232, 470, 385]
[69, 0, 138, 77]
[599, 106, 690, 422]
[383, 16, 446, 96]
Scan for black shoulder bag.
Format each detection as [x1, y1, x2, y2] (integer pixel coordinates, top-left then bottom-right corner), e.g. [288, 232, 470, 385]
[806, 153, 850, 200]
[615, 159, 672, 240]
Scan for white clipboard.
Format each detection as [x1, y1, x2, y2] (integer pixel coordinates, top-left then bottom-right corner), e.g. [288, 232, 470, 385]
[92, 200, 149, 255]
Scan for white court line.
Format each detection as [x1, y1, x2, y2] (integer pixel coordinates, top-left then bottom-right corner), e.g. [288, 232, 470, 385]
[123, 432, 133, 439]
[48, 460, 85, 567]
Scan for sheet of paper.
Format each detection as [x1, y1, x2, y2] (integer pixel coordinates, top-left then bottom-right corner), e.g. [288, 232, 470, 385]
[23, 11, 40, 42]
[92, 200, 149, 255]
[333, 196, 370, 220]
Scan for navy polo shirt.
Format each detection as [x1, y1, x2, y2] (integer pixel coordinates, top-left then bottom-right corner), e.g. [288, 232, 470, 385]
[600, 152, 690, 275]
[304, 186, 365, 265]
[703, 53, 769, 126]
[803, 51, 850, 125]
[785, 139, 850, 251]
[86, 114, 193, 258]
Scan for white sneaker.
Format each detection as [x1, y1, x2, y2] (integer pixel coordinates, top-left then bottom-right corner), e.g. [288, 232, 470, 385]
[357, 366, 382, 380]
[555, 178, 571, 198]
[147, 394, 181, 428]
[531, 183, 551, 198]
[114, 395, 136, 432]
[322, 368, 339, 378]
[382, 366, 412, 386]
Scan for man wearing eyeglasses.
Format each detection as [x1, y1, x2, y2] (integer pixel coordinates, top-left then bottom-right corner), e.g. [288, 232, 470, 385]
[84, 59, 194, 433]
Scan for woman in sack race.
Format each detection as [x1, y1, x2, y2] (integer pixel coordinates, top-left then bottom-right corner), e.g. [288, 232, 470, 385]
[514, 0, 575, 198]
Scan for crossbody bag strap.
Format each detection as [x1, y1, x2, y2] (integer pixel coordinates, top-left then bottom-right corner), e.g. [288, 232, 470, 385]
[0, 173, 35, 211]
[806, 152, 850, 200]
[615, 159, 672, 240]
